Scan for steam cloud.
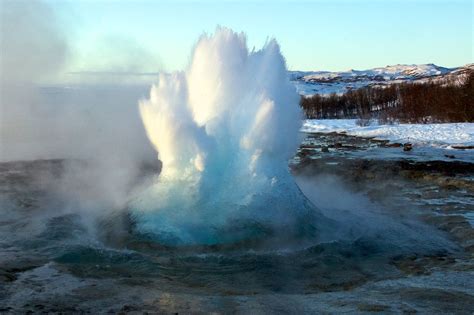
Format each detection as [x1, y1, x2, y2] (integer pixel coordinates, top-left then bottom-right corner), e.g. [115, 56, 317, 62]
[0, 0, 156, 223]
[1, 0, 67, 159]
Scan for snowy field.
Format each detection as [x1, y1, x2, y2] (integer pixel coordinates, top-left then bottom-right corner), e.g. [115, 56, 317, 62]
[302, 119, 474, 148]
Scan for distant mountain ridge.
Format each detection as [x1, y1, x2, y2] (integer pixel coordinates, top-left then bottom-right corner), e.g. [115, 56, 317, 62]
[290, 63, 474, 96]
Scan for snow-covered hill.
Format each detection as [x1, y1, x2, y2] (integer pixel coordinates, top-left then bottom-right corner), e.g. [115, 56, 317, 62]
[291, 63, 473, 96]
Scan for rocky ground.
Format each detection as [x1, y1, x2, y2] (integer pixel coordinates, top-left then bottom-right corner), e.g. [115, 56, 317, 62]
[294, 132, 474, 256]
[0, 133, 473, 314]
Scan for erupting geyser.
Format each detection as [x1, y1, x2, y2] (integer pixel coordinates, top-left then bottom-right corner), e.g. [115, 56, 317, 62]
[129, 28, 321, 245]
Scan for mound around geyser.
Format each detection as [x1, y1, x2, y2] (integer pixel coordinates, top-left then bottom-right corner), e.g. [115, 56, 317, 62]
[128, 28, 323, 246]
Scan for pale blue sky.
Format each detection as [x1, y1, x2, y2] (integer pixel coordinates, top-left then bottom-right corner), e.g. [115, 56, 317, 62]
[49, 0, 473, 72]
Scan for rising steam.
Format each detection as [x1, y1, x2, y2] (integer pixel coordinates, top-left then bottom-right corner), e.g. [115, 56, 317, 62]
[130, 28, 317, 245]
[0, 0, 156, 226]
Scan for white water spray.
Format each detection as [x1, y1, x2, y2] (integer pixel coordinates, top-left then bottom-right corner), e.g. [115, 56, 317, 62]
[130, 28, 318, 245]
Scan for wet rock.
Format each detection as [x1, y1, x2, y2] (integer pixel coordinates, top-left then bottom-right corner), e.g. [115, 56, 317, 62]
[385, 142, 402, 148]
[357, 303, 390, 312]
[298, 148, 314, 158]
[301, 144, 320, 149]
[34, 304, 45, 310]
[0, 269, 17, 282]
[399, 287, 474, 313]
[392, 255, 457, 276]
[452, 145, 474, 150]
[398, 160, 474, 174]
[343, 144, 359, 150]
[369, 138, 390, 144]
[0, 260, 44, 283]
[119, 304, 139, 313]
[422, 215, 474, 254]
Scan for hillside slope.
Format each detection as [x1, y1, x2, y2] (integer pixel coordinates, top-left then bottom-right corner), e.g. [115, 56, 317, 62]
[291, 63, 473, 96]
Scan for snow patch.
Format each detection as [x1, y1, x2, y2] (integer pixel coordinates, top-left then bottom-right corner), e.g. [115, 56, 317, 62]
[302, 119, 474, 147]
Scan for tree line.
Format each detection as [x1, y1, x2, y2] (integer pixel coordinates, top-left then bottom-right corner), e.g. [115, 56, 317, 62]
[300, 71, 474, 123]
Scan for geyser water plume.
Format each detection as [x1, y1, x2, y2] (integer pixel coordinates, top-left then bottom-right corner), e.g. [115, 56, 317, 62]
[130, 28, 320, 245]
